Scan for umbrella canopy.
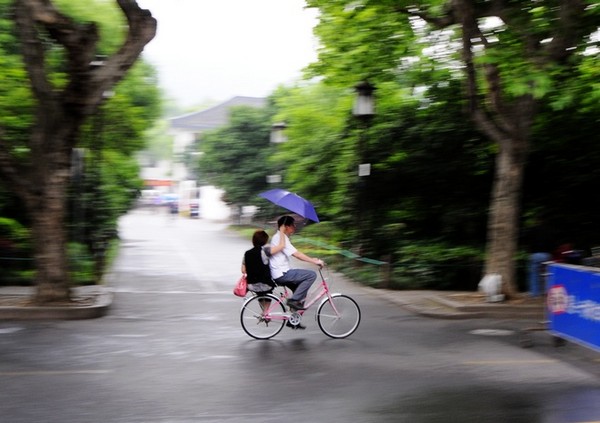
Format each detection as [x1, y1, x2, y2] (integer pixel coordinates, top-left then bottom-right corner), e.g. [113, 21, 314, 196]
[259, 189, 320, 223]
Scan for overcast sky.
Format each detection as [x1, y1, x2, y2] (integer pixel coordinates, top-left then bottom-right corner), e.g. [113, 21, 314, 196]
[136, 0, 319, 107]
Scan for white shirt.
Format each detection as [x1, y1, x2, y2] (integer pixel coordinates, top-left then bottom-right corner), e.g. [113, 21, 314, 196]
[269, 231, 297, 279]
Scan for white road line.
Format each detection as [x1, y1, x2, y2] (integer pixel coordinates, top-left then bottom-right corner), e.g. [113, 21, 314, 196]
[0, 370, 112, 376]
[462, 359, 558, 365]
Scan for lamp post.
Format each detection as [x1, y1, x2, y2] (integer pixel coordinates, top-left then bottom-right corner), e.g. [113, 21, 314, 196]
[267, 122, 287, 186]
[352, 81, 376, 252]
[353, 81, 376, 173]
[353, 81, 376, 119]
[89, 56, 114, 284]
[270, 122, 288, 144]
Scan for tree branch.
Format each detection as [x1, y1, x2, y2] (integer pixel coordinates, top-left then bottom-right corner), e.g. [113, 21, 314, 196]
[89, 0, 157, 105]
[17, 0, 156, 118]
[545, 0, 591, 63]
[14, 1, 54, 107]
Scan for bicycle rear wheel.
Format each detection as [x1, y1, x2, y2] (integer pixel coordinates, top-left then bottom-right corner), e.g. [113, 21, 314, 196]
[317, 294, 361, 339]
[240, 294, 286, 339]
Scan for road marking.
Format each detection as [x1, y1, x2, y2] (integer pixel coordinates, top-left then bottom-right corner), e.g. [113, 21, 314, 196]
[111, 334, 150, 338]
[469, 329, 515, 336]
[111, 289, 230, 295]
[0, 327, 23, 334]
[462, 359, 558, 365]
[0, 370, 112, 376]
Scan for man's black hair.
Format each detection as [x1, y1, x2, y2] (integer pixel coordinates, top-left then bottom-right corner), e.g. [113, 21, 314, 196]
[277, 215, 295, 227]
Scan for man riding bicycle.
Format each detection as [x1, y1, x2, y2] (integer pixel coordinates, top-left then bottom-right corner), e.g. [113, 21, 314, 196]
[269, 215, 325, 311]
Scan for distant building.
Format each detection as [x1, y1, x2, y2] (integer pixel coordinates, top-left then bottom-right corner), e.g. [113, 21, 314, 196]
[140, 96, 267, 218]
[141, 96, 267, 188]
[169, 96, 267, 181]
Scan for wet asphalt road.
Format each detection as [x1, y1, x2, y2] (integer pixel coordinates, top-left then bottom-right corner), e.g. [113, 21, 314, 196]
[0, 210, 599, 423]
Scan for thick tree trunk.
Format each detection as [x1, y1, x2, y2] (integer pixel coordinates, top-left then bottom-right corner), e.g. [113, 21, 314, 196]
[29, 154, 72, 304]
[454, 0, 536, 299]
[483, 136, 527, 298]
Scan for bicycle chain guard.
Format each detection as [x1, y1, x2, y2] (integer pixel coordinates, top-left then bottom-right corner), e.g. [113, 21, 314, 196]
[288, 312, 302, 326]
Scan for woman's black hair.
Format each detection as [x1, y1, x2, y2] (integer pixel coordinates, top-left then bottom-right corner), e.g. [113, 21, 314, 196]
[252, 230, 269, 247]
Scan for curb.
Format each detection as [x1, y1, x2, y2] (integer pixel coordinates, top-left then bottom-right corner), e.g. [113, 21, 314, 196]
[0, 286, 113, 320]
[361, 285, 544, 320]
[434, 295, 546, 319]
[362, 287, 484, 320]
[400, 300, 486, 320]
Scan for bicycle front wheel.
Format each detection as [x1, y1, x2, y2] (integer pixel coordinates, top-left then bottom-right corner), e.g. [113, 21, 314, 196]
[240, 294, 286, 340]
[317, 294, 361, 339]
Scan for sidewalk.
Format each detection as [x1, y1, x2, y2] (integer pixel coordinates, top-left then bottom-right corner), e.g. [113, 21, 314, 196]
[369, 288, 546, 320]
[0, 283, 545, 321]
[0, 285, 112, 320]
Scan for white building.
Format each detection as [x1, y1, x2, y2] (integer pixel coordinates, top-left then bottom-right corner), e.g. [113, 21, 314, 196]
[141, 96, 267, 219]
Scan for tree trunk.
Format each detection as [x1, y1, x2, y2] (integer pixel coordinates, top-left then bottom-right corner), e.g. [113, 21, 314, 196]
[454, 0, 536, 299]
[29, 156, 72, 303]
[483, 135, 527, 298]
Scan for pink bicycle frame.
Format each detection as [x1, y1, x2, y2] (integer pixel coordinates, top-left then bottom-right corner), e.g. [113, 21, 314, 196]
[262, 269, 338, 320]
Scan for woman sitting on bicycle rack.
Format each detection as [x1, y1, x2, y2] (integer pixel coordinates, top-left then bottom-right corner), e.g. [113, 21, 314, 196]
[269, 215, 325, 311]
[241, 228, 285, 294]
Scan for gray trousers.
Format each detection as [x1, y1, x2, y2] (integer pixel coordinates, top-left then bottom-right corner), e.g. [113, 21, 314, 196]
[275, 269, 316, 302]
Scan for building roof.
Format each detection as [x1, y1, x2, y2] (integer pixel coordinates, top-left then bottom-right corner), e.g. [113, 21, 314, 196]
[169, 96, 267, 131]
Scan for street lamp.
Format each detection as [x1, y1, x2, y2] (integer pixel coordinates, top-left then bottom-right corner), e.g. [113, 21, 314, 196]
[352, 81, 376, 254]
[89, 56, 115, 284]
[270, 122, 288, 144]
[266, 174, 282, 184]
[268, 122, 287, 185]
[353, 81, 376, 119]
[353, 81, 376, 176]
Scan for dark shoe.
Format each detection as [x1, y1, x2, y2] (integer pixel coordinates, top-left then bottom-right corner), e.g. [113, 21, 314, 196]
[286, 299, 306, 310]
[286, 321, 306, 330]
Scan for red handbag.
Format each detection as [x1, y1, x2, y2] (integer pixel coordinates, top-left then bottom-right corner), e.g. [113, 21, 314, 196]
[233, 275, 248, 297]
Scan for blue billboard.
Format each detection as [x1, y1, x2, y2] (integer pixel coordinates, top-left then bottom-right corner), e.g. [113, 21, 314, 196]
[547, 263, 600, 352]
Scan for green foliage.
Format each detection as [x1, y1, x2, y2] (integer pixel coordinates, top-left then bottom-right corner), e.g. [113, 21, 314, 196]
[67, 148, 144, 279]
[77, 61, 162, 155]
[305, 0, 418, 86]
[391, 241, 483, 290]
[272, 79, 492, 254]
[271, 84, 355, 220]
[67, 242, 94, 285]
[288, 0, 600, 291]
[198, 105, 277, 205]
[0, 217, 31, 251]
[0, 217, 33, 286]
[0, 0, 163, 285]
[0, 1, 34, 145]
[54, 0, 126, 53]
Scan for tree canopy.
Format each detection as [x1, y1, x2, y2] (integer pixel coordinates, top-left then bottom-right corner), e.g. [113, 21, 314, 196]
[0, 0, 157, 301]
[196, 1, 599, 292]
[298, 0, 599, 296]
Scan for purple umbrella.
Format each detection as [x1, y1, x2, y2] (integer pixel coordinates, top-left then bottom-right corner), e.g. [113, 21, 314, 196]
[259, 189, 320, 223]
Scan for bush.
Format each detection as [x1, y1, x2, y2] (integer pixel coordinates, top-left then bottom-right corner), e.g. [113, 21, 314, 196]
[0, 217, 34, 286]
[391, 242, 484, 290]
[68, 242, 95, 285]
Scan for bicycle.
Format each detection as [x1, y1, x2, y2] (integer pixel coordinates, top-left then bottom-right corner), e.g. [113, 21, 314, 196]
[239, 267, 361, 339]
